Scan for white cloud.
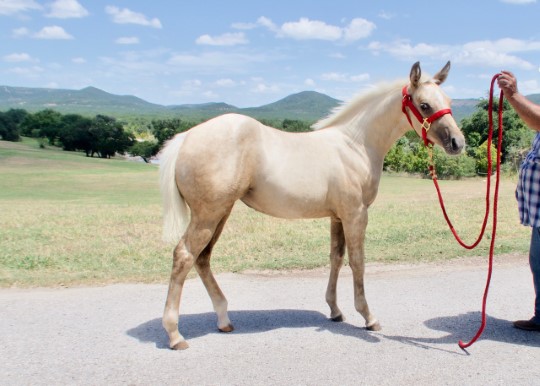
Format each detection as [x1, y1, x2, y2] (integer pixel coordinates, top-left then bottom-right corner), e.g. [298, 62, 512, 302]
[196, 32, 248, 46]
[378, 11, 395, 20]
[184, 79, 202, 88]
[257, 16, 277, 31]
[203, 90, 219, 99]
[251, 83, 280, 94]
[105, 6, 162, 29]
[343, 18, 376, 42]
[231, 22, 258, 30]
[455, 49, 534, 70]
[72, 57, 86, 64]
[330, 52, 346, 59]
[304, 78, 316, 87]
[167, 51, 267, 71]
[46, 0, 88, 18]
[280, 18, 342, 41]
[322, 72, 370, 82]
[3, 53, 34, 62]
[215, 78, 236, 87]
[520, 79, 540, 93]
[12, 27, 30, 38]
[368, 40, 449, 60]
[7, 66, 44, 77]
[500, 0, 536, 4]
[34, 26, 74, 39]
[0, 0, 41, 15]
[115, 36, 140, 45]
[368, 38, 540, 70]
[257, 16, 375, 42]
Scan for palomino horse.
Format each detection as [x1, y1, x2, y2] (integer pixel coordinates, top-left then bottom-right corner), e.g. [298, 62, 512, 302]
[159, 61, 465, 349]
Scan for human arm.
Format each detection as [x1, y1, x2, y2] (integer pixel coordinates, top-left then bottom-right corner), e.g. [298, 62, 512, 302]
[497, 70, 540, 132]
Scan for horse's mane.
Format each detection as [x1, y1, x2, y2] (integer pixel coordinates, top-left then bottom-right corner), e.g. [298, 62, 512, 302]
[312, 74, 432, 131]
[312, 79, 406, 130]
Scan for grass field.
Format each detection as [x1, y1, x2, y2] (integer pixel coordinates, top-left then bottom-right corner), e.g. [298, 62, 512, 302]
[0, 138, 530, 287]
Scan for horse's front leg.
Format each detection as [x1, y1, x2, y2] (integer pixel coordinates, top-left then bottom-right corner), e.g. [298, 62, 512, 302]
[326, 218, 346, 321]
[343, 207, 381, 331]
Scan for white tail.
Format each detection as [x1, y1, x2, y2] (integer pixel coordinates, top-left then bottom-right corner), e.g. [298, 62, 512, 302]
[159, 132, 190, 244]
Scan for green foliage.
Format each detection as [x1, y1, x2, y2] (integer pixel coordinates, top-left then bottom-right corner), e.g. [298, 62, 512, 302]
[0, 109, 27, 141]
[58, 114, 93, 152]
[281, 119, 313, 132]
[130, 140, 159, 163]
[384, 136, 476, 179]
[461, 99, 533, 162]
[432, 148, 476, 179]
[11, 108, 135, 158]
[20, 109, 62, 144]
[474, 141, 498, 174]
[150, 118, 195, 146]
[89, 115, 135, 158]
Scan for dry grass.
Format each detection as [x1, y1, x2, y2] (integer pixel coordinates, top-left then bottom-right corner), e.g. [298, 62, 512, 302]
[0, 139, 530, 287]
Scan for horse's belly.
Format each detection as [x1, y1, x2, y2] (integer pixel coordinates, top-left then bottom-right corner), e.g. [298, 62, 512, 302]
[241, 188, 331, 219]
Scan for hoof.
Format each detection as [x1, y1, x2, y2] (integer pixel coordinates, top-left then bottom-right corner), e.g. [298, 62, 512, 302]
[171, 340, 189, 350]
[219, 323, 234, 333]
[366, 321, 381, 331]
[331, 314, 345, 322]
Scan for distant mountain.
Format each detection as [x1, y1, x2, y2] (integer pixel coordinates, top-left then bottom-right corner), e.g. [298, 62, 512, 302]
[451, 98, 479, 124]
[0, 85, 341, 122]
[0, 84, 510, 124]
[242, 91, 341, 121]
[0, 85, 164, 116]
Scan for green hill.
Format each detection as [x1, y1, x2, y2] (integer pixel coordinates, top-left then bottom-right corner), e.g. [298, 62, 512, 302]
[0, 84, 506, 124]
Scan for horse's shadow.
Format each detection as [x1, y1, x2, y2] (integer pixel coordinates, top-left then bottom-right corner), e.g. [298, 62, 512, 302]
[126, 309, 381, 349]
[127, 310, 539, 350]
[382, 312, 540, 353]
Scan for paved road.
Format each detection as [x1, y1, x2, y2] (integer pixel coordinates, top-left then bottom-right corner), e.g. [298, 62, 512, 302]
[1, 256, 539, 385]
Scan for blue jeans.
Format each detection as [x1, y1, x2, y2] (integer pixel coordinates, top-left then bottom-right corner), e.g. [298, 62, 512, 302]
[530, 227, 540, 323]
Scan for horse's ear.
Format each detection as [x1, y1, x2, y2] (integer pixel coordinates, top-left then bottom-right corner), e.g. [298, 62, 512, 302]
[409, 61, 421, 89]
[433, 61, 451, 85]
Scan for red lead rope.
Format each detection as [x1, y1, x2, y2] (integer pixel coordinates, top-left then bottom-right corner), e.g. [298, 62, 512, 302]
[429, 74, 504, 349]
[402, 75, 504, 350]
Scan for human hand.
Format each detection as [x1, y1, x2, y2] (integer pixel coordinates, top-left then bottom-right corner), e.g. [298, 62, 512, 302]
[497, 71, 518, 98]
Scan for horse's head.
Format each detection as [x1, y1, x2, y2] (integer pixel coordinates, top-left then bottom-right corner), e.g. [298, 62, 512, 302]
[403, 61, 465, 155]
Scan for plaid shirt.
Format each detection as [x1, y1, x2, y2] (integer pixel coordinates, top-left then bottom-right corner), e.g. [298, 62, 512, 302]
[516, 132, 540, 227]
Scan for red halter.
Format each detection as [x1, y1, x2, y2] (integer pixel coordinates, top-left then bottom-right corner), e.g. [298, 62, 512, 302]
[401, 85, 452, 146]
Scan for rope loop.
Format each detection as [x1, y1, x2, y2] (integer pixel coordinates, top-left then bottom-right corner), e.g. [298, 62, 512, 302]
[426, 74, 504, 350]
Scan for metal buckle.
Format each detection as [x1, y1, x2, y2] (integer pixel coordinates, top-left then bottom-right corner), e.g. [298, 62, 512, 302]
[421, 118, 431, 132]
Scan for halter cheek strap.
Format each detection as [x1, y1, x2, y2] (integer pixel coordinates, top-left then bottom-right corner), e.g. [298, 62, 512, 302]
[401, 85, 453, 146]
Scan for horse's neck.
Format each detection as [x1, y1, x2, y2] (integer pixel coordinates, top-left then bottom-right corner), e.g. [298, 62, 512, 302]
[341, 91, 408, 161]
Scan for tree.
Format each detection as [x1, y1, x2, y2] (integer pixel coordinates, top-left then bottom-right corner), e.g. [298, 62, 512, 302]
[282, 119, 312, 132]
[20, 109, 62, 144]
[88, 115, 134, 158]
[150, 119, 194, 146]
[58, 114, 93, 152]
[130, 140, 159, 163]
[473, 140, 498, 175]
[0, 109, 28, 142]
[461, 99, 533, 162]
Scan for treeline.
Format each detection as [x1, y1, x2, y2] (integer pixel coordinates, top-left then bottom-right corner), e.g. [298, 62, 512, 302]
[0, 108, 134, 158]
[1, 103, 531, 178]
[0, 108, 315, 162]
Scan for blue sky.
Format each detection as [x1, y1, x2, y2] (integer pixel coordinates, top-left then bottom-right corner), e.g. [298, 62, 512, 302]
[1, 0, 540, 107]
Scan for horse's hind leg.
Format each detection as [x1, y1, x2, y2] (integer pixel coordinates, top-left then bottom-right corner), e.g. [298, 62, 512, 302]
[162, 215, 224, 350]
[194, 209, 234, 333]
[326, 219, 346, 322]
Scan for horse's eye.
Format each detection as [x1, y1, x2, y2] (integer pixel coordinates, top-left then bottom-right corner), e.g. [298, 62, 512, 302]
[420, 103, 430, 111]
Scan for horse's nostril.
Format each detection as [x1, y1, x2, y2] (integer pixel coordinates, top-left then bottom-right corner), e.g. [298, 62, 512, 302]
[451, 137, 461, 151]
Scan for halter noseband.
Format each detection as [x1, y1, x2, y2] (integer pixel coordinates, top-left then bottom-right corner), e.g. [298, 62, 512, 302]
[401, 85, 452, 146]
